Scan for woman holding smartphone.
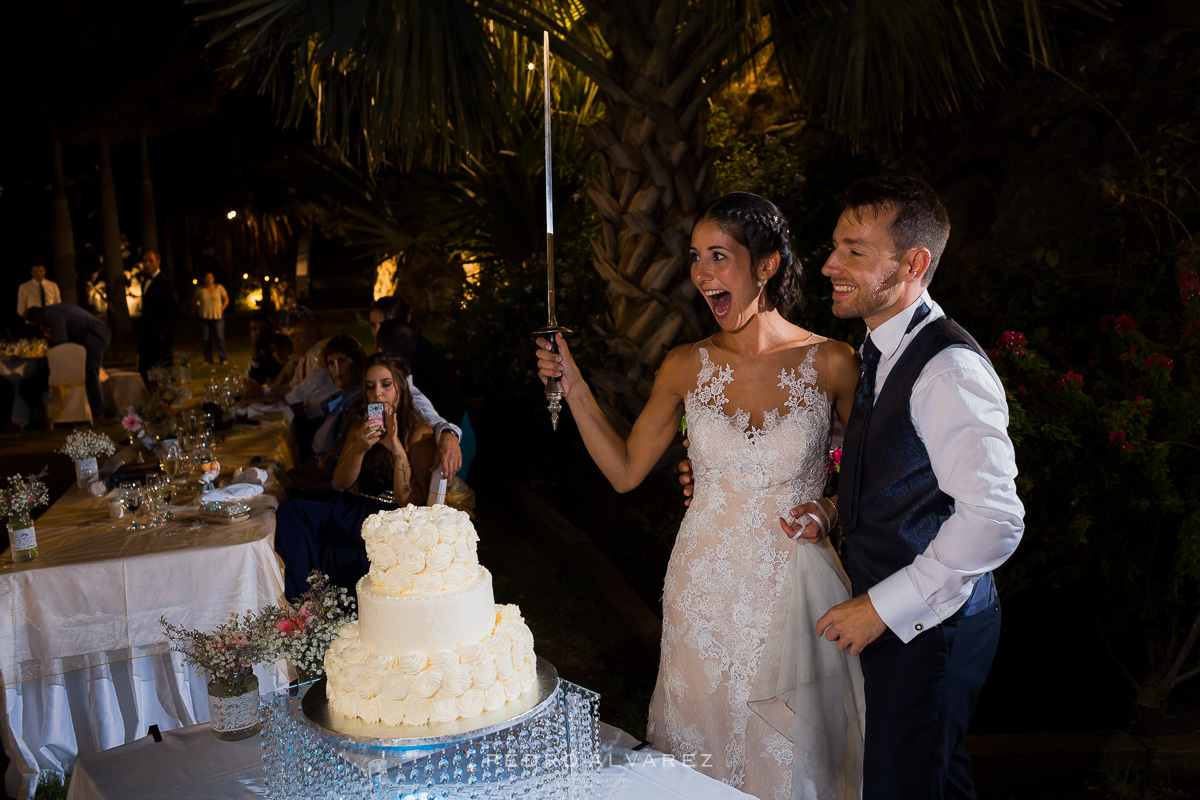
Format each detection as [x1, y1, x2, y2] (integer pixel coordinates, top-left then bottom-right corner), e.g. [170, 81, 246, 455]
[333, 352, 435, 503]
[275, 352, 436, 599]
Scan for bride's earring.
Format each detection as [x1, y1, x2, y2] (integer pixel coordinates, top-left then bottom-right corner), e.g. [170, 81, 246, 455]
[757, 275, 765, 288]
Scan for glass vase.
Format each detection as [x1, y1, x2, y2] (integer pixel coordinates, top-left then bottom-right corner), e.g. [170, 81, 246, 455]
[207, 671, 261, 741]
[74, 456, 99, 489]
[8, 510, 37, 563]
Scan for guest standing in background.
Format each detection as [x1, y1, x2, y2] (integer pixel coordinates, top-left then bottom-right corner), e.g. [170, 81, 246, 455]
[138, 250, 178, 383]
[16, 261, 62, 317]
[24, 303, 111, 418]
[194, 271, 230, 365]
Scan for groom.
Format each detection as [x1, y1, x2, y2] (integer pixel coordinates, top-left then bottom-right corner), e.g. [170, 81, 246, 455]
[809, 175, 1023, 799]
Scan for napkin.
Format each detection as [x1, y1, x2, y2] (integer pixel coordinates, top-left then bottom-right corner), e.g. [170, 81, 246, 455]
[231, 466, 269, 486]
[199, 484, 264, 503]
[246, 402, 294, 423]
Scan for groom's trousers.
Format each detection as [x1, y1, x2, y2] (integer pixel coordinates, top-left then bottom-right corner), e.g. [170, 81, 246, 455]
[859, 599, 1001, 800]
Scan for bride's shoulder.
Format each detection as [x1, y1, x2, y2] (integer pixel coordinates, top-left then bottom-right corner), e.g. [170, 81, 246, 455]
[812, 338, 859, 386]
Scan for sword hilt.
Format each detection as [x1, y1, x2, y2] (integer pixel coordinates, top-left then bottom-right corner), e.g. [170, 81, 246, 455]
[533, 324, 570, 430]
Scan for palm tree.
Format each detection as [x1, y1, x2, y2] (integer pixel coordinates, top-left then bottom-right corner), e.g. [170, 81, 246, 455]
[201, 0, 1108, 419]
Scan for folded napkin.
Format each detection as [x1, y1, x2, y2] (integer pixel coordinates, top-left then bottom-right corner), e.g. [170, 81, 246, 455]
[246, 402, 294, 423]
[199, 484, 264, 503]
[231, 466, 269, 486]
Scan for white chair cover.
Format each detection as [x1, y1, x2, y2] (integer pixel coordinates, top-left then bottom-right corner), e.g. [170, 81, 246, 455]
[99, 367, 149, 417]
[45, 343, 91, 425]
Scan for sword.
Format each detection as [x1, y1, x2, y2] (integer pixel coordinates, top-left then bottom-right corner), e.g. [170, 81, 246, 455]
[532, 30, 569, 430]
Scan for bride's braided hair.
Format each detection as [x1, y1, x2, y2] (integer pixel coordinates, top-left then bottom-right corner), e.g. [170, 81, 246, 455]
[698, 192, 804, 316]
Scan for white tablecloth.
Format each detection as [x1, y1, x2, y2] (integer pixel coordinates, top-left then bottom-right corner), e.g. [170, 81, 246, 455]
[0, 415, 299, 799]
[65, 719, 753, 800]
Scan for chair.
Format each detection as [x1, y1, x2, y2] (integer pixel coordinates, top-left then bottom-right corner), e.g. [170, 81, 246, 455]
[45, 343, 92, 425]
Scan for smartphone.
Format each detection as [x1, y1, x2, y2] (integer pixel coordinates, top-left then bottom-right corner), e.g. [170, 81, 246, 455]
[367, 402, 385, 429]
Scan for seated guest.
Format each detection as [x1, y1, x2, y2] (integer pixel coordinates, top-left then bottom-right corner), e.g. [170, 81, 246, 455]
[368, 297, 464, 477]
[377, 318, 475, 478]
[266, 318, 337, 418]
[274, 352, 435, 598]
[247, 312, 282, 386]
[311, 335, 366, 462]
[24, 303, 111, 419]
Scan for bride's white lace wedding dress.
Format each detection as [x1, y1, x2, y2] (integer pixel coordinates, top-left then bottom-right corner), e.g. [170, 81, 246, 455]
[647, 340, 866, 800]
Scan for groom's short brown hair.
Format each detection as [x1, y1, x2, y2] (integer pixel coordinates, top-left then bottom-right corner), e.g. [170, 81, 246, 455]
[838, 176, 950, 284]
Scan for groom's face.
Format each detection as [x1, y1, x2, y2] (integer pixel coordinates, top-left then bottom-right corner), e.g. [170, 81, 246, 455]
[823, 206, 906, 328]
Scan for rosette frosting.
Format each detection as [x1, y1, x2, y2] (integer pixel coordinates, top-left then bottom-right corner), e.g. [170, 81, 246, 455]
[362, 505, 481, 595]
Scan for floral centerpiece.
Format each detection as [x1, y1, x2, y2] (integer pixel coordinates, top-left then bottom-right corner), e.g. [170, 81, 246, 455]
[2, 469, 50, 562]
[160, 571, 355, 740]
[58, 430, 116, 488]
[122, 394, 174, 443]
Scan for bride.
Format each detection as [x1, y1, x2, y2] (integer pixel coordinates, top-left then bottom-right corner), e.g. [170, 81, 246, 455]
[535, 192, 865, 799]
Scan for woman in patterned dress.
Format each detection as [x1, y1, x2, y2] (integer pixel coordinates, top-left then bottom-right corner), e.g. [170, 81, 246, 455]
[535, 193, 865, 799]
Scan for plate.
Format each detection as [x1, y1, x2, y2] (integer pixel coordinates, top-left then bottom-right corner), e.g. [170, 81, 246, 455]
[300, 656, 559, 748]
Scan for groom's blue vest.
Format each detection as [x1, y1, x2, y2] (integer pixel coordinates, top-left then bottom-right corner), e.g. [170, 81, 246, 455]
[838, 316, 996, 622]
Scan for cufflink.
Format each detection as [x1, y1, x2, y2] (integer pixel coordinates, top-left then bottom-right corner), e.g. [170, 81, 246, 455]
[914, 623, 924, 632]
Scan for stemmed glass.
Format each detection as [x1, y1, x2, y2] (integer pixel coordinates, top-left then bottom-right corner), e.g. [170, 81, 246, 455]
[143, 473, 165, 527]
[120, 481, 147, 531]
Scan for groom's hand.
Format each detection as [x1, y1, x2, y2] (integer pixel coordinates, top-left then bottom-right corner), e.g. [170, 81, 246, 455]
[677, 436, 693, 507]
[816, 595, 888, 656]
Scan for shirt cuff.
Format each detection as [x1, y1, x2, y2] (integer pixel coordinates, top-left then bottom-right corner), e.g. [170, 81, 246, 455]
[433, 422, 462, 441]
[868, 570, 942, 644]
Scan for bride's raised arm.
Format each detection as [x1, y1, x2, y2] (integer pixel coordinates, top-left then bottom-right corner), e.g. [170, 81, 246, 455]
[535, 332, 689, 493]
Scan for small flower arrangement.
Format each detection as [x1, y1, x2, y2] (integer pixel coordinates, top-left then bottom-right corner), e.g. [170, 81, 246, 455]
[122, 395, 173, 439]
[58, 430, 116, 461]
[260, 572, 356, 677]
[121, 410, 146, 438]
[1, 469, 50, 523]
[160, 571, 355, 683]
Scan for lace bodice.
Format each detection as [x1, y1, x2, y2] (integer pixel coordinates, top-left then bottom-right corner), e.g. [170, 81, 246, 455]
[686, 344, 832, 502]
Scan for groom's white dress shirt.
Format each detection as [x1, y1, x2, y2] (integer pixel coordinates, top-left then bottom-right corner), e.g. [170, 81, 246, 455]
[863, 290, 1025, 643]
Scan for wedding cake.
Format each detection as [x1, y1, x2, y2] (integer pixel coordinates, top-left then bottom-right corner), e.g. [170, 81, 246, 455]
[323, 505, 537, 726]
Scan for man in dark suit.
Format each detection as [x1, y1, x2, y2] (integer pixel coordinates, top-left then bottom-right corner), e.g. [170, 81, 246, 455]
[791, 176, 1024, 799]
[137, 250, 178, 383]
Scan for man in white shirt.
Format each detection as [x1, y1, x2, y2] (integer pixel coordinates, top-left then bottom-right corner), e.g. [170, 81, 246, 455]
[803, 176, 1024, 799]
[16, 262, 62, 317]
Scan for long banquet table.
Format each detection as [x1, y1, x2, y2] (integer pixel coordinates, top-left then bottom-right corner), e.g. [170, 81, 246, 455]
[0, 414, 299, 799]
[64, 716, 753, 800]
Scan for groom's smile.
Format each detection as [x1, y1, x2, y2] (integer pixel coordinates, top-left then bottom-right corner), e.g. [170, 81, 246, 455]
[823, 207, 911, 329]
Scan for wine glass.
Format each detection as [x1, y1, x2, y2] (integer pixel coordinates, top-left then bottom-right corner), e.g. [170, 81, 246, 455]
[143, 474, 164, 527]
[120, 481, 146, 531]
[161, 445, 181, 482]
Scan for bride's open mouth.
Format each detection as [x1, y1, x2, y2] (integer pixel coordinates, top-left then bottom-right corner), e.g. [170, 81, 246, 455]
[705, 290, 732, 318]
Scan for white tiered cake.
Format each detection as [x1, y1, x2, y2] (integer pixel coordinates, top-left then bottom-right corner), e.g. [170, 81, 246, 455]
[323, 505, 537, 727]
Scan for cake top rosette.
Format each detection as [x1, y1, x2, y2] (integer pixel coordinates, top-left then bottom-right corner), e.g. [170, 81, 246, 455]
[361, 504, 482, 595]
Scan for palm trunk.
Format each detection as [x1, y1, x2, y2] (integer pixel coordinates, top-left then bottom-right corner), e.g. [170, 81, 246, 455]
[139, 135, 159, 254]
[50, 137, 79, 305]
[98, 134, 131, 341]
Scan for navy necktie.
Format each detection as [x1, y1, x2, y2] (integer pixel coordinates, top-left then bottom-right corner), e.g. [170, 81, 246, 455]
[39, 283, 46, 306]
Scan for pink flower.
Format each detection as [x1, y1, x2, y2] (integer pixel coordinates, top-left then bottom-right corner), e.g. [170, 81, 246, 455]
[1108, 430, 1134, 454]
[827, 447, 842, 474]
[1112, 316, 1137, 333]
[997, 330, 1028, 355]
[1053, 371, 1084, 391]
[1179, 268, 1199, 304]
[1144, 354, 1174, 372]
[121, 413, 143, 433]
[275, 617, 303, 636]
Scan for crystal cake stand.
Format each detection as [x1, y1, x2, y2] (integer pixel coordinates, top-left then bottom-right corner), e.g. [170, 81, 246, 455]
[260, 658, 601, 799]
